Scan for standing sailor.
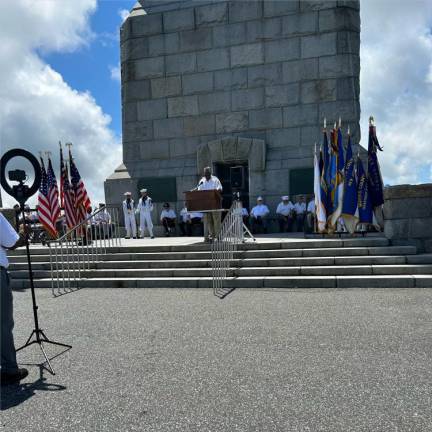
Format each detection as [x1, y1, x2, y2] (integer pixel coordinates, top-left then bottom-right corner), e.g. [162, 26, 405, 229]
[122, 192, 137, 239]
[197, 166, 222, 243]
[138, 188, 154, 239]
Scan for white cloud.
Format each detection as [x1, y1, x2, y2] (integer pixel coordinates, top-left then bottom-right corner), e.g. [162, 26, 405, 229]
[109, 64, 121, 82]
[0, 0, 121, 208]
[360, 0, 432, 185]
[119, 8, 130, 23]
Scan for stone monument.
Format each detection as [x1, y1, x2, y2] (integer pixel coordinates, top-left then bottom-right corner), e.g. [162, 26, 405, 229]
[105, 0, 361, 218]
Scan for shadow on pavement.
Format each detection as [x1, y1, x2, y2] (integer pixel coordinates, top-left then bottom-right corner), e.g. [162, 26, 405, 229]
[0, 365, 67, 411]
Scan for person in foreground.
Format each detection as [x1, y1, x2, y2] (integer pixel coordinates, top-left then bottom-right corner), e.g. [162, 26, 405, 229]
[0, 212, 28, 386]
[197, 166, 222, 243]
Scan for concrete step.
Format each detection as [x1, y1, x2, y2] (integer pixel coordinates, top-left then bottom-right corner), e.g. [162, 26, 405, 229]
[10, 274, 432, 289]
[10, 264, 432, 280]
[10, 254, 424, 272]
[7, 245, 417, 265]
[8, 237, 390, 256]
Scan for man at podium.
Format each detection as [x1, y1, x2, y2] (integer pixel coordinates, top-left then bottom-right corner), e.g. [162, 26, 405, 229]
[197, 167, 222, 243]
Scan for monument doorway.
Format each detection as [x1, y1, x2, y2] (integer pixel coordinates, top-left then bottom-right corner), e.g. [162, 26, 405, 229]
[214, 162, 249, 211]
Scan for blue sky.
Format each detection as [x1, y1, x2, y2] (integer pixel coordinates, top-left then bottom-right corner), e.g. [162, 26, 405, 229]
[41, 0, 134, 138]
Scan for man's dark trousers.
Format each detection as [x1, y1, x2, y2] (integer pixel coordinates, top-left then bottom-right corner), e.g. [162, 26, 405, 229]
[1, 267, 18, 372]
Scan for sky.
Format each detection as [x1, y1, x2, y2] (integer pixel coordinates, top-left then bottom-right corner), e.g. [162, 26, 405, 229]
[0, 0, 431, 208]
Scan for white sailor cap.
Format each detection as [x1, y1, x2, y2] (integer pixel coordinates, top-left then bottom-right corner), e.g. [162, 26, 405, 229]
[140, 188, 147, 193]
[257, 196, 263, 201]
[282, 195, 289, 200]
[124, 192, 132, 196]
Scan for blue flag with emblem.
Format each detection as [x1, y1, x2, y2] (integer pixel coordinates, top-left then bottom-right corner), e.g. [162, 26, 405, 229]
[329, 126, 345, 228]
[341, 132, 359, 233]
[357, 156, 372, 224]
[320, 129, 330, 221]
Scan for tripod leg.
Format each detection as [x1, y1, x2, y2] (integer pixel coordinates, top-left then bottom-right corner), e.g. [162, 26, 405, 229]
[39, 341, 56, 375]
[39, 330, 72, 349]
[15, 330, 37, 352]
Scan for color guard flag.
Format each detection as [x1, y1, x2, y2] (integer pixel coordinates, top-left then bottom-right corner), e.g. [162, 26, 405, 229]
[320, 128, 330, 221]
[47, 157, 60, 229]
[329, 126, 345, 228]
[341, 133, 359, 233]
[357, 156, 373, 224]
[367, 118, 384, 228]
[60, 145, 77, 230]
[327, 127, 337, 226]
[69, 148, 91, 226]
[314, 148, 326, 232]
[37, 157, 57, 238]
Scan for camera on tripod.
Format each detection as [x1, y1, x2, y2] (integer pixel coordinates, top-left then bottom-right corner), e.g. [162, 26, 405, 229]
[9, 169, 27, 183]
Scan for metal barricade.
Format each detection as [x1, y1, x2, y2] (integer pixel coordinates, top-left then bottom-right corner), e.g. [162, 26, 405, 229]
[211, 200, 243, 298]
[47, 206, 122, 297]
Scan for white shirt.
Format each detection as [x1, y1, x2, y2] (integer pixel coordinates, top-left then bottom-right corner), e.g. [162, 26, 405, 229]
[197, 175, 222, 191]
[189, 212, 203, 219]
[0, 213, 19, 268]
[180, 208, 190, 222]
[294, 202, 306, 214]
[276, 201, 294, 216]
[95, 210, 111, 224]
[251, 204, 270, 218]
[122, 199, 135, 215]
[307, 200, 315, 213]
[138, 196, 153, 213]
[160, 209, 176, 220]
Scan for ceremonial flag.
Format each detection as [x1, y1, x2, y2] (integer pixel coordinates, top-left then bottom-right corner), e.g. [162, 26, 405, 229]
[367, 118, 384, 228]
[314, 149, 326, 232]
[357, 157, 372, 224]
[60, 145, 77, 230]
[37, 157, 57, 238]
[329, 126, 345, 228]
[320, 129, 330, 220]
[327, 127, 337, 221]
[69, 149, 91, 226]
[47, 157, 60, 228]
[341, 133, 359, 233]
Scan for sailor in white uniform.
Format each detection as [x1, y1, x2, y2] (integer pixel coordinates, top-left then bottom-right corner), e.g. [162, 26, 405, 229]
[137, 188, 154, 239]
[122, 192, 137, 239]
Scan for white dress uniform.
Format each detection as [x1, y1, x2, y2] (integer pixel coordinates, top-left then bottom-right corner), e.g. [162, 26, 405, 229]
[276, 201, 294, 216]
[138, 196, 154, 238]
[122, 199, 137, 238]
[250, 204, 270, 218]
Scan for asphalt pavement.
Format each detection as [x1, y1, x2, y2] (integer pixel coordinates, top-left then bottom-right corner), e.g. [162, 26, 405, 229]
[1, 287, 432, 432]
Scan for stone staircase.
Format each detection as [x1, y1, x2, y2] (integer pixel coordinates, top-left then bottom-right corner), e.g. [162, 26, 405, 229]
[8, 236, 432, 289]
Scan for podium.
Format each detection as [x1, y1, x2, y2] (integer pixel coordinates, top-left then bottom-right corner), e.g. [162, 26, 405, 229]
[184, 190, 222, 212]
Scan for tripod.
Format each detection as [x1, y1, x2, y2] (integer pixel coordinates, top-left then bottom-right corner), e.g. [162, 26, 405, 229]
[15, 204, 71, 375]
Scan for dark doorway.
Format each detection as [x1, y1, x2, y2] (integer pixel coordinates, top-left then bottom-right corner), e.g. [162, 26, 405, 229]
[214, 161, 249, 211]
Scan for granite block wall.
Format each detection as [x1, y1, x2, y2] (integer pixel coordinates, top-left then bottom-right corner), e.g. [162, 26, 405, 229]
[105, 0, 361, 220]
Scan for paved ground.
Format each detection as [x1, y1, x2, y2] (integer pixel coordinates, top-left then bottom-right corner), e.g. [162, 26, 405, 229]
[1, 288, 432, 431]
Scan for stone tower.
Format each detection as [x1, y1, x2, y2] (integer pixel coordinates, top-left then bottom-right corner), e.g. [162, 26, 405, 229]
[105, 0, 360, 215]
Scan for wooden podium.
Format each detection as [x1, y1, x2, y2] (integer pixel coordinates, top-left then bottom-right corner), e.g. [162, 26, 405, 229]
[184, 190, 222, 212]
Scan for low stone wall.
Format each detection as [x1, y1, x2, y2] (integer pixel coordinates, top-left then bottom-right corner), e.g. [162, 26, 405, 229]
[384, 183, 432, 253]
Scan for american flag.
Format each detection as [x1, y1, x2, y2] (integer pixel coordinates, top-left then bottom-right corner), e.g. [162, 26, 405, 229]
[47, 157, 60, 228]
[69, 149, 91, 225]
[60, 146, 77, 230]
[37, 157, 57, 237]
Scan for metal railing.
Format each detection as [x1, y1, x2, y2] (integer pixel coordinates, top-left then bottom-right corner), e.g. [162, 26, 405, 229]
[211, 200, 243, 298]
[47, 206, 122, 297]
